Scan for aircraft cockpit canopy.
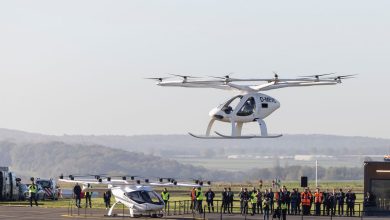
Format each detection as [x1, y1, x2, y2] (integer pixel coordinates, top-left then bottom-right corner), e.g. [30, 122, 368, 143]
[127, 190, 163, 205]
[237, 97, 255, 116]
[220, 95, 243, 114]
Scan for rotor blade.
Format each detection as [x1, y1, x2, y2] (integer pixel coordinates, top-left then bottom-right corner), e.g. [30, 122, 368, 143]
[145, 77, 171, 82]
[169, 74, 201, 79]
[324, 74, 358, 80]
[336, 74, 357, 78]
[207, 72, 234, 80]
[299, 73, 335, 78]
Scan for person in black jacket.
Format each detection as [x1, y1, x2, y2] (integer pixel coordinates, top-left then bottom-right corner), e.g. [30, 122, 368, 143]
[242, 188, 250, 215]
[73, 183, 82, 208]
[221, 188, 228, 214]
[345, 189, 356, 216]
[103, 190, 111, 209]
[290, 188, 299, 215]
[227, 188, 234, 214]
[205, 188, 215, 213]
[322, 189, 329, 216]
[328, 189, 336, 216]
[336, 188, 345, 216]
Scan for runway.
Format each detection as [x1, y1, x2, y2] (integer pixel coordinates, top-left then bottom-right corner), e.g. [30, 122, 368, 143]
[0, 206, 388, 220]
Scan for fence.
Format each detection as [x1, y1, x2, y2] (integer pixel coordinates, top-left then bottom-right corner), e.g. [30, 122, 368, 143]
[165, 199, 390, 219]
[63, 198, 389, 219]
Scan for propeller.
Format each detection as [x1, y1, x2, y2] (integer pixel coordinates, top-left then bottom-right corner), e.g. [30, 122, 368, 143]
[206, 73, 236, 84]
[208, 73, 234, 80]
[145, 77, 171, 82]
[331, 74, 357, 80]
[273, 71, 279, 79]
[169, 74, 201, 81]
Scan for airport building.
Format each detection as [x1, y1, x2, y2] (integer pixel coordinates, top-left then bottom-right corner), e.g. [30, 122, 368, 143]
[364, 161, 390, 215]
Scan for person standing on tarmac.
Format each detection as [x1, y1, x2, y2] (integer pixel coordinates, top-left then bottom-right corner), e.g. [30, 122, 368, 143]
[290, 188, 299, 215]
[336, 188, 345, 216]
[238, 188, 245, 214]
[195, 187, 203, 213]
[73, 183, 82, 208]
[268, 188, 274, 212]
[227, 187, 234, 214]
[205, 188, 215, 213]
[103, 190, 111, 209]
[301, 187, 311, 215]
[280, 200, 288, 220]
[263, 194, 271, 220]
[345, 189, 356, 216]
[256, 189, 263, 214]
[328, 189, 336, 216]
[28, 181, 38, 207]
[85, 183, 92, 208]
[314, 188, 323, 216]
[221, 188, 228, 213]
[161, 188, 170, 211]
[190, 187, 196, 210]
[250, 188, 258, 216]
[242, 188, 250, 215]
[322, 189, 329, 216]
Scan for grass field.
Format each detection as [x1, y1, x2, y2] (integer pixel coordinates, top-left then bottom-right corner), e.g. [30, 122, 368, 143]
[174, 157, 363, 171]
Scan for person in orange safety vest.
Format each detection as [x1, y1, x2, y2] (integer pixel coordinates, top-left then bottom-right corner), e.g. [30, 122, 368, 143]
[301, 187, 312, 215]
[314, 188, 323, 216]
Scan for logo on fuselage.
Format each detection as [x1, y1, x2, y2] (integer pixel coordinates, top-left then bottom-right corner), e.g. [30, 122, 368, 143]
[259, 96, 276, 103]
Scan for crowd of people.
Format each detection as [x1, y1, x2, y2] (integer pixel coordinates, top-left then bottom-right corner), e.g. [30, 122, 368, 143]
[178, 185, 362, 220]
[73, 183, 111, 209]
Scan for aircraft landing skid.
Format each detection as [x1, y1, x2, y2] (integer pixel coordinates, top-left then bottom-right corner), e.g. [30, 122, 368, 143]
[215, 132, 282, 139]
[188, 133, 233, 139]
[188, 132, 282, 139]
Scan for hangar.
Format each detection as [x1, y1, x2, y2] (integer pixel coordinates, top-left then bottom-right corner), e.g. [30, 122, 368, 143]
[364, 161, 390, 215]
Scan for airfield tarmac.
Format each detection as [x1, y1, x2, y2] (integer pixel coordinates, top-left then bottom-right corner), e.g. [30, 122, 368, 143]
[1, 206, 390, 220]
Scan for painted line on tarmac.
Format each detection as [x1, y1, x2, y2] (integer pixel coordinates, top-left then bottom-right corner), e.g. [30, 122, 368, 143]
[0, 215, 15, 218]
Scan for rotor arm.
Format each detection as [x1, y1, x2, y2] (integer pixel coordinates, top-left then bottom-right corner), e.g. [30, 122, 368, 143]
[253, 81, 339, 91]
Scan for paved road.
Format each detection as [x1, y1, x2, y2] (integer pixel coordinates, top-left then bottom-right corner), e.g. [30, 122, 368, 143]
[0, 206, 388, 220]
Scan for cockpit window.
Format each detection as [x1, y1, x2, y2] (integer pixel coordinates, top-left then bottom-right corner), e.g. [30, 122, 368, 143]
[127, 190, 163, 205]
[220, 95, 243, 114]
[237, 97, 256, 116]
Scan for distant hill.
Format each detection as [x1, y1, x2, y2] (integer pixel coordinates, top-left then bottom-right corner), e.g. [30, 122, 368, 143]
[0, 127, 374, 181]
[0, 140, 242, 181]
[0, 128, 388, 157]
[0, 140, 366, 182]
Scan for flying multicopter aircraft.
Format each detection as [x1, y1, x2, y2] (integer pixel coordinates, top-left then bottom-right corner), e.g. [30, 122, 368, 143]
[58, 175, 209, 218]
[148, 73, 354, 139]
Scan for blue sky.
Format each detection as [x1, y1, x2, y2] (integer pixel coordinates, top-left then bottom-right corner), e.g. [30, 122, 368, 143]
[0, 1, 389, 138]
